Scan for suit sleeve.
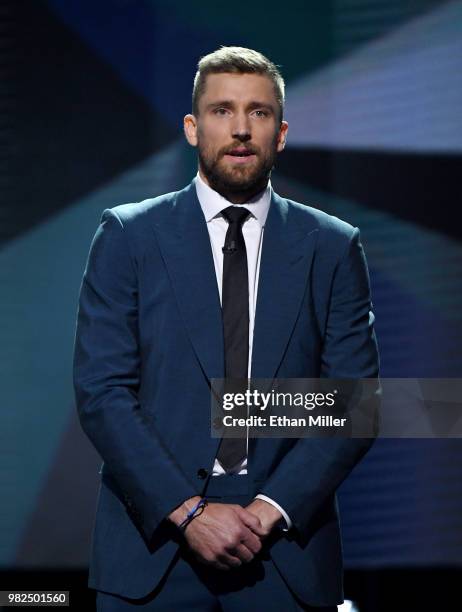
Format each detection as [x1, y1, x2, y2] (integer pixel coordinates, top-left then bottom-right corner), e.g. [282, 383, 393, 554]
[256, 227, 380, 543]
[73, 209, 198, 542]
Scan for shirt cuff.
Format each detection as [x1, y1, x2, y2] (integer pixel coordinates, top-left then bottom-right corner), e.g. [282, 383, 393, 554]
[254, 494, 292, 531]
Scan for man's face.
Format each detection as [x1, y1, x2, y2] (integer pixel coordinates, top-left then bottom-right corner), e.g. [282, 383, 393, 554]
[184, 72, 288, 199]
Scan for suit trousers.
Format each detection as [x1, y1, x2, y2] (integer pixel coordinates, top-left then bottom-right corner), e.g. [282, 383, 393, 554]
[96, 474, 338, 612]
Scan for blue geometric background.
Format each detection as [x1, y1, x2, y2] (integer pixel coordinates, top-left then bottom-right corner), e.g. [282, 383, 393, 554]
[1, 0, 461, 569]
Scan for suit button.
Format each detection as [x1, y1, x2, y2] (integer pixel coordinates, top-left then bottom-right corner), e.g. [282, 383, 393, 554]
[197, 468, 208, 480]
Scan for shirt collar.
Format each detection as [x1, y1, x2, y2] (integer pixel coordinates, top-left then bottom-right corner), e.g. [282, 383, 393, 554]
[194, 172, 271, 227]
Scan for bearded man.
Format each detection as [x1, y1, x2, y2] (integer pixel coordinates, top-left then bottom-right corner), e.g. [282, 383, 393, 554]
[73, 46, 379, 611]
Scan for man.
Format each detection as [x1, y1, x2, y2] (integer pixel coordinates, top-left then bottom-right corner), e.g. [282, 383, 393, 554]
[73, 47, 379, 611]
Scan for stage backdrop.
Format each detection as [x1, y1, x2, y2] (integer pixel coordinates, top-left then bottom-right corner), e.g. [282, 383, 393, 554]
[1, 0, 462, 569]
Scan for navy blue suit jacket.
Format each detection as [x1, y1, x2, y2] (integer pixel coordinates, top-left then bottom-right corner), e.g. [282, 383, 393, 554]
[73, 181, 379, 606]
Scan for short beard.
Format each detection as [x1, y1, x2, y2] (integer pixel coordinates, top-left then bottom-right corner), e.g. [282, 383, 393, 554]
[197, 134, 278, 202]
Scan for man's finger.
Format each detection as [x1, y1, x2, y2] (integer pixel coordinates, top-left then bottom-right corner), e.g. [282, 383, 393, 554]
[240, 531, 263, 555]
[194, 552, 232, 571]
[211, 560, 231, 571]
[235, 506, 266, 536]
[217, 552, 242, 568]
[229, 543, 254, 563]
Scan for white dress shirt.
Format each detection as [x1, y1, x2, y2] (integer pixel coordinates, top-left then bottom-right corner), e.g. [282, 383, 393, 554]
[195, 173, 292, 531]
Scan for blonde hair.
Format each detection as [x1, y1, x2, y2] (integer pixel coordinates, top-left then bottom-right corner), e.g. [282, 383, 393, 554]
[192, 46, 285, 122]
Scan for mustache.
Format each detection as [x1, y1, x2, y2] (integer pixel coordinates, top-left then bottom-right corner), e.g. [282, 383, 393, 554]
[220, 144, 259, 156]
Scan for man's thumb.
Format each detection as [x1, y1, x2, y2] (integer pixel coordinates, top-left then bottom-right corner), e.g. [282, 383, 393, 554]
[236, 507, 266, 535]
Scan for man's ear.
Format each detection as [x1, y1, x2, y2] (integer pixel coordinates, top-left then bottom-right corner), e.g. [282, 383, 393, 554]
[276, 120, 289, 152]
[184, 114, 198, 147]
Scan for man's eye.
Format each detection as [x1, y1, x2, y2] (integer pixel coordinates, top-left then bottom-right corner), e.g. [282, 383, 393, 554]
[214, 108, 229, 116]
[253, 110, 268, 118]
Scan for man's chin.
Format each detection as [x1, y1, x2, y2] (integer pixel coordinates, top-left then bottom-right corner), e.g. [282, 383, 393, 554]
[214, 165, 263, 191]
[215, 176, 262, 194]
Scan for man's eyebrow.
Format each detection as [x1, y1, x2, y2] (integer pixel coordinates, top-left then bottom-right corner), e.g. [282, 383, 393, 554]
[205, 100, 235, 110]
[205, 100, 275, 112]
[246, 101, 274, 111]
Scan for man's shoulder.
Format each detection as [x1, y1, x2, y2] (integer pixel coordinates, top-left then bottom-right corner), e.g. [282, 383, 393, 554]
[107, 186, 186, 228]
[280, 194, 356, 242]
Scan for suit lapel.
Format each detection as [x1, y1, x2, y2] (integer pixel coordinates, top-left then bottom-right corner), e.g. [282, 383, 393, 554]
[152, 182, 225, 381]
[251, 191, 319, 379]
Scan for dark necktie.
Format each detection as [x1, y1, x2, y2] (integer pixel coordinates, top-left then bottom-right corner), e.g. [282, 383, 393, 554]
[216, 206, 250, 471]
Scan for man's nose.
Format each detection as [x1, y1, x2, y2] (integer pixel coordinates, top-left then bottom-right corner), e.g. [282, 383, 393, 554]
[231, 113, 251, 141]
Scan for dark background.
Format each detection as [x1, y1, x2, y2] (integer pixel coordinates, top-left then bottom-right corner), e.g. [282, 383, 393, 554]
[1, 1, 462, 610]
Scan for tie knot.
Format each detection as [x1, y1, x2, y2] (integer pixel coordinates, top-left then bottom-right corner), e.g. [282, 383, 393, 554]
[222, 206, 250, 227]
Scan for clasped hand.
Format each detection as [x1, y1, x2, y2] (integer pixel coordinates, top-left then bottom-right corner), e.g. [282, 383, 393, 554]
[168, 497, 282, 570]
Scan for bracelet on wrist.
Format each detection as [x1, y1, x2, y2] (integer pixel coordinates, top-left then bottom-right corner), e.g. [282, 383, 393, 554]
[178, 497, 208, 531]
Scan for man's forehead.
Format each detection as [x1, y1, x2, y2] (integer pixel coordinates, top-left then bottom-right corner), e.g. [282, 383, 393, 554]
[201, 72, 276, 102]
